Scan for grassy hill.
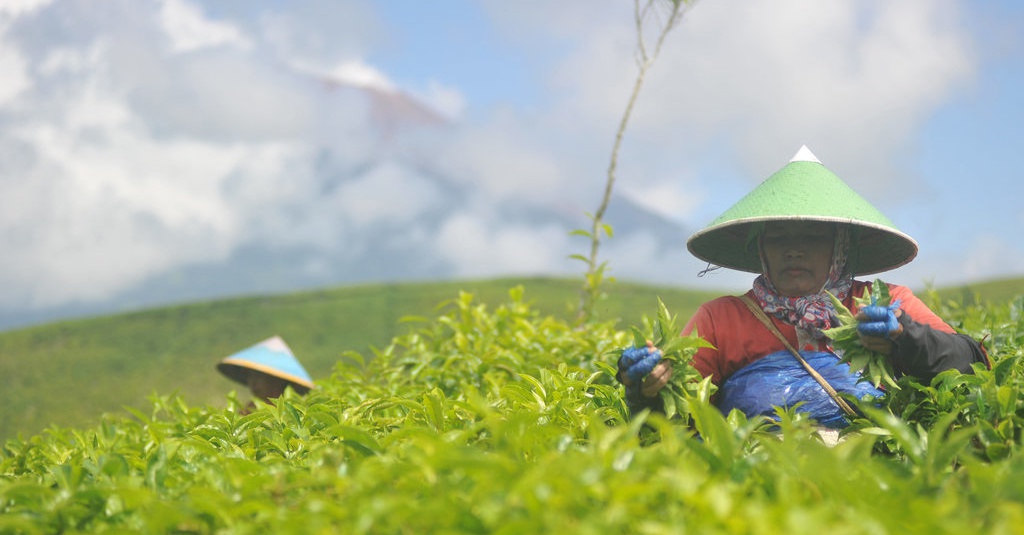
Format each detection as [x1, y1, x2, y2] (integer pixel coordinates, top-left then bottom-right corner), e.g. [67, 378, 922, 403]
[2, 274, 1022, 444]
[0, 277, 724, 443]
[932, 275, 1024, 305]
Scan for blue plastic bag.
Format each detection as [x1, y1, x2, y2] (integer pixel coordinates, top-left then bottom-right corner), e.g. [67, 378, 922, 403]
[718, 350, 884, 428]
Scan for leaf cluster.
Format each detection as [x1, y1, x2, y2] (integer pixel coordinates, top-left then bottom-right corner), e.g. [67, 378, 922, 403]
[628, 298, 715, 420]
[823, 279, 900, 389]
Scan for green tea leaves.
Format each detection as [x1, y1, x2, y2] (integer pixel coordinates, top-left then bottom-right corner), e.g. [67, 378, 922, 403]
[823, 280, 900, 390]
[629, 298, 715, 419]
[2, 285, 1024, 532]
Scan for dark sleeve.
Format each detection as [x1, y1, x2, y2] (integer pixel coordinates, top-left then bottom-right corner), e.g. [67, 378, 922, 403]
[890, 311, 988, 381]
[624, 382, 665, 417]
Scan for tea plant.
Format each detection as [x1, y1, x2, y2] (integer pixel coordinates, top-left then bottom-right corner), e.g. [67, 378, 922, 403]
[824, 279, 900, 389]
[627, 298, 715, 420]
[3, 286, 1024, 533]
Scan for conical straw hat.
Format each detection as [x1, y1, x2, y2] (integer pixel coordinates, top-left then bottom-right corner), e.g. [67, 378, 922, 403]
[216, 336, 314, 394]
[686, 146, 918, 276]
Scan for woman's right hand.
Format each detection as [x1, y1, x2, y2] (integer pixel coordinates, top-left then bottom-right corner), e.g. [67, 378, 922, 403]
[617, 345, 673, 397]
[637, 361, 673, 398]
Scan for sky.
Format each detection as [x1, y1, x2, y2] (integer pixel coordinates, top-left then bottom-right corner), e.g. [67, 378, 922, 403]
[0, 0, 1022, 330]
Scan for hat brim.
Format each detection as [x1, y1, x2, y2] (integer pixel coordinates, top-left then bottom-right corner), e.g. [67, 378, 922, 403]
[686, 215, 918, 276]
[216, 361, 314, 395]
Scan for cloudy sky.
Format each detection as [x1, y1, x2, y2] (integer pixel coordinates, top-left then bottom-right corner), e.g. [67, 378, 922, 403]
[0, 0, 1022, 330]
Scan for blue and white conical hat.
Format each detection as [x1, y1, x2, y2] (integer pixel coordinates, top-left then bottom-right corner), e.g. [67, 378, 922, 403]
[216, 336, 314, 394]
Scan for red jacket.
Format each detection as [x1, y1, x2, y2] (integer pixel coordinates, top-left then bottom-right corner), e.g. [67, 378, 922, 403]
[682, 280, 971, 386]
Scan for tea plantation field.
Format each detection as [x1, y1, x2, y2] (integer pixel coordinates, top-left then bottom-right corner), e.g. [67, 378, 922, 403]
[1, 276, 1023, 533]
[0, 277, 723, 443]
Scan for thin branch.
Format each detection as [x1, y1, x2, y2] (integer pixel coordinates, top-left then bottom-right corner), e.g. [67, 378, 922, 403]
[575, 0, 695, 324]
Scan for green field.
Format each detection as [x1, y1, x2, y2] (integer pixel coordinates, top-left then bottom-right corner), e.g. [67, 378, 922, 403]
[932, 275, 1024, 305]
[2, 272, 1015, 442]
[0, 277, 726, 443]
[1, 275, 1022, 444]
[2, 275, 1024, 532]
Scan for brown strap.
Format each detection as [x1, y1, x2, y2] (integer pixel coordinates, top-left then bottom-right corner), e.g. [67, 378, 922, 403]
[738, 295, 858, 417]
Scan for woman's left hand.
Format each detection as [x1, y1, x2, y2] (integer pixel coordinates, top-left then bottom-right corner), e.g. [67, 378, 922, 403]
[855, 302, 903, 354]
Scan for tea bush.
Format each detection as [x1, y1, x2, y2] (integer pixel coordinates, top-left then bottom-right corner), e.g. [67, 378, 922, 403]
[3, 285, 1024, 533]
[0, 276, 723, 443]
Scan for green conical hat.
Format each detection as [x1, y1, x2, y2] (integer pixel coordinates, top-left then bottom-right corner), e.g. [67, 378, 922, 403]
[686, 146, 918, 276]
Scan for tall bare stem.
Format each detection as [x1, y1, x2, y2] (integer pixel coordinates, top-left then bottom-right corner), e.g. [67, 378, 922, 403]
[575, 0, 694, 324]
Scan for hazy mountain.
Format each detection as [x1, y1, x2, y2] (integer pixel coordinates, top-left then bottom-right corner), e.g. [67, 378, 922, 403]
[0, 78, 689, 332]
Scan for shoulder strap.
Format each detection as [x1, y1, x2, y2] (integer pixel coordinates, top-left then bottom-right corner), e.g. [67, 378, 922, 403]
[737, 294, 858, 418]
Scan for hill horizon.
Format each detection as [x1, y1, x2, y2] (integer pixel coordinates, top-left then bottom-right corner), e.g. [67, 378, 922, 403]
[1, 274, 1022, 443]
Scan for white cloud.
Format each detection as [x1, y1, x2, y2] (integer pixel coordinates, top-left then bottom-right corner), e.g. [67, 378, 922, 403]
[159, 0, 250, 54]
[336, 162, 443, 226]
[115, 50, 319, 142]
[0, 0, 52, 18]
[0, 1, 408, 313]
[329, 59, 394, 92]
[416, 79, 464, 120]
[436, 115, 580, 204]
[0, 46, 324, 308]
[436, 213, 574, 277]
[0, 37, 29, 107]
[1, 121, 252, 306]
[254, 0, 382, 68]
[621, 178, 704, 223]
[37, 41, 102, 76]
[0, 0, 1015, 325]
[469, 1, 976, 241]
[545, 0, 973, 195]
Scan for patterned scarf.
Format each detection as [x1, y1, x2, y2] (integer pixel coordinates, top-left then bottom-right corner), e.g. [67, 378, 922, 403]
[751, 225, 853, 340]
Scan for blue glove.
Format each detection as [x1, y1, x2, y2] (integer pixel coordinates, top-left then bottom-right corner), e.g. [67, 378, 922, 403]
[618, 345, 663, 382]
[857, 298, 902, 338]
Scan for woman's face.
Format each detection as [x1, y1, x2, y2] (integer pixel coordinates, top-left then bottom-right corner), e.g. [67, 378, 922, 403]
[761, 221, 835, 297]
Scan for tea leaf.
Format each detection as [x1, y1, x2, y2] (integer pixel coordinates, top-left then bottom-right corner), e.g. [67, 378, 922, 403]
[823, 281, 900, 390]
[629, 298, 715, 421]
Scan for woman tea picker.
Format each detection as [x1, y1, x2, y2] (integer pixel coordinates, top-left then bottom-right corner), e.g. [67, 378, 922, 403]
[617, 146, 989, 428]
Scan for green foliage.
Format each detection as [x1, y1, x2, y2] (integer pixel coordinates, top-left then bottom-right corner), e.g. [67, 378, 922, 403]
[4, 284, 1024, 532]
[629, 298, 715, 420]
[846, 290, 1024, 466]
[0, 276, 722, 443]
[824, 279, 900, 389]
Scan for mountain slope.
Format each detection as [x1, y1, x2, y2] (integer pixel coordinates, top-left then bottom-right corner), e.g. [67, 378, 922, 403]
[0, 72, 694, 332]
